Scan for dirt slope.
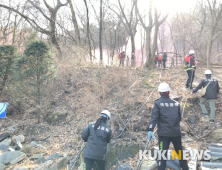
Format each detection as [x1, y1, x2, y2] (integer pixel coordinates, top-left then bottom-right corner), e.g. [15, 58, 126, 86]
[1, 64, 222, 169]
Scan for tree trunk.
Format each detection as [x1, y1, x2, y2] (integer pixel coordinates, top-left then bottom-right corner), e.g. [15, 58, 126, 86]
[99, 0, 103, 64]
[83, 0, 92, 61]
[145, 28, 152, 68]
[68, 0, 81, 45]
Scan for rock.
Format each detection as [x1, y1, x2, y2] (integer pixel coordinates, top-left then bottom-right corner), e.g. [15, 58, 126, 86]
[106, 144, 140, 169]
[35, 160, 53, 170]
[116, 164, 132, 170]
[36, 156, 46, 164]
[78, 162, 84, 170]
[0, 132, 10, 142]
[12, 135, 25, 144]
[180, 121, 190, 133]
[16, 141, 23, 150]
[36, 144, 46, 149]
[0, 163, 6, 170]
[8, 148, 15, 151]
[140, 160, 157, 170]
[20, 145, 31, 154]
[31, 154, 43, 160]
[13, 167, 28, 170]
[207, 129, 222, 142]
[0, 138, 11, 146]
[7, 125, 19, 133]
[47, 153, 60, 160]
[48, 157, 68, 170]
[0, 151, 26, 164]
[30, 141, 37, 147]
[0, 144, 9, 151]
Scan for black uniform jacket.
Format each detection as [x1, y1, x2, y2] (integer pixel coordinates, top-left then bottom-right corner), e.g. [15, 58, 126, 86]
[193, 77, 220, 99]
[82, 121, 112, 160]
[148, 95, 181, 137]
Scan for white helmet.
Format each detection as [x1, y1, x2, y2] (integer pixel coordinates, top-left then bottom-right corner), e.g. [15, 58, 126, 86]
[205, 70, 212, 74]
[158, 83, 170, 92]
[100, 110, 111, 120]
[189, 50, 195, 55]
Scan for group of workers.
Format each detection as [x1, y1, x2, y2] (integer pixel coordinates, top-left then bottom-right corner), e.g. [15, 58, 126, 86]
[81, 49, 220, 170]
[154, 51, 168, 69]
[119, 51, 135, 67]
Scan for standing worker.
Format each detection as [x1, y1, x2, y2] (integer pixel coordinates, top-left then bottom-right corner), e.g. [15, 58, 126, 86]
[184, 50, 197, 89]
[131, 53, 135, 67]
[171, 55, 175, 67]
[119, 51, 125, 67]
[190, 70, 220, 126]
[162, 51, 167, 69]
[148, 83, 189, 170]
[154, 54, 158, 66]
[82, 110, 112, 170]
[158, 54, 162, 68]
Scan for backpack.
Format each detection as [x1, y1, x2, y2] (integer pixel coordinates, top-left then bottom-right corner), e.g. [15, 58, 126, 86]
[118, 52, 122, 58]
[183, 55, 190, 69]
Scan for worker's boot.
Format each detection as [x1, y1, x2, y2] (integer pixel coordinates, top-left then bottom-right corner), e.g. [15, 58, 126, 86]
[209, 119, 215, 130]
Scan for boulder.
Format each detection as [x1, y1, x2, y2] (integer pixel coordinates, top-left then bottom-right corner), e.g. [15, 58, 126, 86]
[36, 156, 46, 164]
[35, 160, 53, 170]
[0, 132, 10, 142]
[207, 129, 222, 142]
[31, 154, 43, 160]
[0, 138, 11, 147]
[12, 135, 25, 143]
[0, 163, 6, 170]
[0, 151, 26, 164]
[36, 144, 46, 149]
[78, 162, 83, 170]
[13, 167, 28, 170]
[48, 157, 68, 170]
[106, 144, 140, 169]
[30, 141, 37, 147]
[0, 144, 9, 151]
[140, 160, 157, 170]
[20, 145, 31, 154]
[7, 125, 19, 133]
[16, 142, 23, 150]
[47, 153, 60, 160]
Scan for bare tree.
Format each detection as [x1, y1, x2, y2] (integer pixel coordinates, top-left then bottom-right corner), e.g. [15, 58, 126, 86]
[68, 0, 81, 45]
[83, 0, 92, 61]
[0, 0, 68, 56]
[99, 0, 103, 63]
[205, 0, 222, 68]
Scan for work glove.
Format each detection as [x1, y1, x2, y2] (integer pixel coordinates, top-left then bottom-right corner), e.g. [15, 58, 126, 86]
[147, 131, 155, 141]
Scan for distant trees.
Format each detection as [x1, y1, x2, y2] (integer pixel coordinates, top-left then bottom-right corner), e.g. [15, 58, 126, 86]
[168, 0, 222, 68]
[136, 0, 168, 68]
[1, 0, 222, 67]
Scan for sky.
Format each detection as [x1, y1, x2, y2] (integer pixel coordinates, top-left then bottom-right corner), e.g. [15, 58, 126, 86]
[137, 0, 198, 15]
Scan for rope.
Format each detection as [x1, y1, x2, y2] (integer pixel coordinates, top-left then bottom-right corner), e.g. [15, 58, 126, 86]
[69, 67, 163, 170]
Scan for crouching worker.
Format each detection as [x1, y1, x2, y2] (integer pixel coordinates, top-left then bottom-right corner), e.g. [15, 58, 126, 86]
[147, 83, 188, 170]
[82, 110, 112, 170]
